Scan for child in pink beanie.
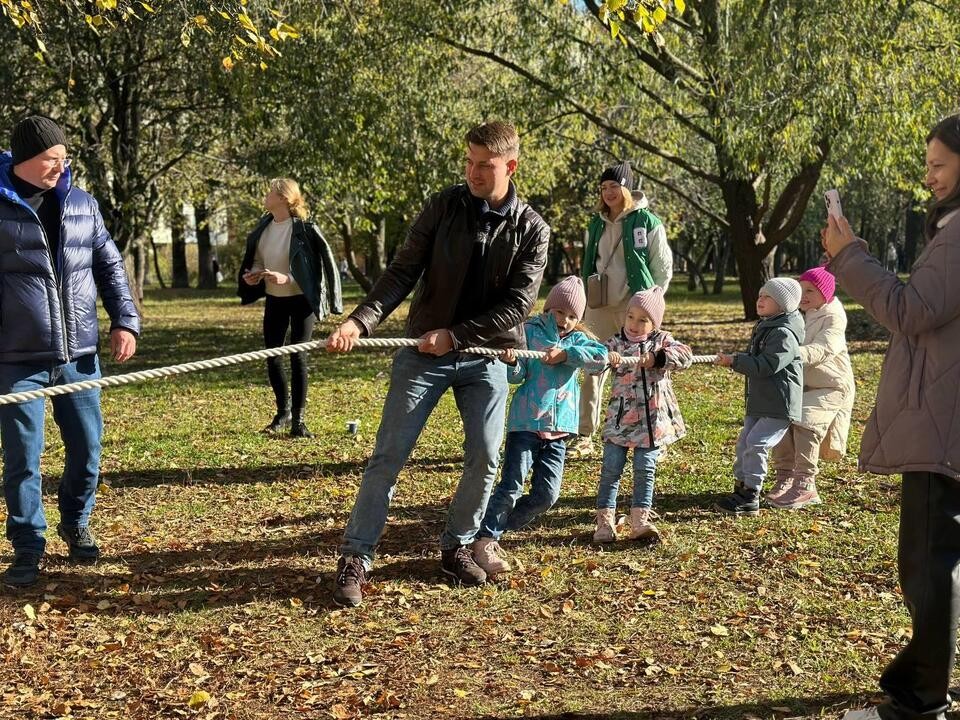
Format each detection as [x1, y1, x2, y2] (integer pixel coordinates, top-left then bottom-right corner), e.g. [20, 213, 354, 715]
[593, 286, 692, 544]
[768, 266, 856, 509]
[472, 276, 607, 576]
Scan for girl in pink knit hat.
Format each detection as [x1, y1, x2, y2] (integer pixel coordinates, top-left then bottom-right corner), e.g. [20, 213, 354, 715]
[472, 276, 608, 576]
[767, 266, 855, 509]
[593, 286, 692, 544]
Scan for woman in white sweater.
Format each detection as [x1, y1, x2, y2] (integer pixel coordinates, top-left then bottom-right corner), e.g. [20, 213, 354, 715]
[571, 161, 673, 457]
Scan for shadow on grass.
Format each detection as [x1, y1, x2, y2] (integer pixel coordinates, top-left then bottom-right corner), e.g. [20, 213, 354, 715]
[96, 455, 465, 488]
[470, 691, 878, 719]
[0, 520, 449, 613]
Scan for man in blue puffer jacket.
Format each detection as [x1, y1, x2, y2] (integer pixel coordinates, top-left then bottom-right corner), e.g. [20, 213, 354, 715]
[0, 116, 140, 587]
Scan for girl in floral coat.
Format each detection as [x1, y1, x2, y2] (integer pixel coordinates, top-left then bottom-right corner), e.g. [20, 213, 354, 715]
[594, 287, 692, 544]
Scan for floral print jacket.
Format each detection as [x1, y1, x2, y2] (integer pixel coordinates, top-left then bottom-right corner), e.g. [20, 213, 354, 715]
[601, 329, 692, 449]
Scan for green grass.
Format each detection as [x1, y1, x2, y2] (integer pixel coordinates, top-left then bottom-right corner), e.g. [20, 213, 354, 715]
[0, 282, 930, 720]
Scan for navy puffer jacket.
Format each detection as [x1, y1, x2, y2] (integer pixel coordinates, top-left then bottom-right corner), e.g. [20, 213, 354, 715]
[0, 152, 140, 364]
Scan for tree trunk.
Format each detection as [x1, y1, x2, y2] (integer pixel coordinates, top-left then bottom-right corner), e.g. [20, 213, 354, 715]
[903, 203, 924, 270]
[195, 200, 217, 289]
[130, 238, 147, 302]
[713, 233, 731, 296]
[368, 216, 387, 283]
[171, 203, 189, 288]
[149, 236, 166, 289]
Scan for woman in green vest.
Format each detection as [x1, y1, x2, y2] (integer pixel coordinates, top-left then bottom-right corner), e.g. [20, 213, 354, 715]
[570, 161, 674, 457]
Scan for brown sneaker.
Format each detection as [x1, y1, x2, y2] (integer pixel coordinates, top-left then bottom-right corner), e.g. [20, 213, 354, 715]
[765, 470, 795, 504]
[769, 476, 822, 509]
[332, 556, 368, 607]
[441, 545, 487, 586]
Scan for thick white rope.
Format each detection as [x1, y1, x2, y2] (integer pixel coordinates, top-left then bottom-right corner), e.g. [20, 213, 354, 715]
[0, 337, 718, 406]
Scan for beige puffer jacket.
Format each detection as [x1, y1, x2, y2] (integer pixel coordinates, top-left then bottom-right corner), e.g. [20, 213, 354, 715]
[797, 298, 855, 460]
[830, 209, 960, 478]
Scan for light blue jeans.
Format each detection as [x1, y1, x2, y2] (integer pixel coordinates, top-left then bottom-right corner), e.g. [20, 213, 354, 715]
[597, 442, 661, 510]
[0, 355, 103, 554]
[734, 415, 791, 491]
[340, 348, 508, 566]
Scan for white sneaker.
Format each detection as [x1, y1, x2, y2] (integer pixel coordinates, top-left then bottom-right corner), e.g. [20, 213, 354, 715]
[472, 537, 511, 575]
[593, 508, 617, 543]
[841, 708, 882, 720]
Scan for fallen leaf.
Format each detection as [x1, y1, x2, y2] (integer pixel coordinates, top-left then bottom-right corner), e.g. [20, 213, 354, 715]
[709, 624, 729, 636]
[187, 690, 210, 709]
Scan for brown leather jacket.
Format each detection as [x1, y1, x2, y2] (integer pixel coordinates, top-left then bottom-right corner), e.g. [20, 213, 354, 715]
[349, 183, 550, 350]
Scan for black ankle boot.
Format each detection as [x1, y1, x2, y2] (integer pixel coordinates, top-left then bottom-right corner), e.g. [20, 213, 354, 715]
[262, 409, 292, 434]
[290, 412, 313, 438]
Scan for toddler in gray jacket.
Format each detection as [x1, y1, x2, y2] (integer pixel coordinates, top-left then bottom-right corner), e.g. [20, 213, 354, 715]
[713, 278, 804, 515]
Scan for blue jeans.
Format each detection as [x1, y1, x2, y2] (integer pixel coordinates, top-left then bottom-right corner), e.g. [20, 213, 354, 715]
[340, 348, 508, 565]
[477, 431, 566, 541]
[597, 442, 661, 510]
[734, 415, 791, 491]
[0, 355, 103, 554]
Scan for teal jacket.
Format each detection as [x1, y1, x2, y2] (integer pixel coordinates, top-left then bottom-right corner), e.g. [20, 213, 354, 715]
[505, 313, 608, 434]
[731, 311, 804, 422]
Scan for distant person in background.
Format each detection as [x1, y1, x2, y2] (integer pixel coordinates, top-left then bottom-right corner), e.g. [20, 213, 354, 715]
[885, 241, 898, 272]
[239, 178, 342, 438]
[571, 161, 672, 458]
[339, 257, 350, 281]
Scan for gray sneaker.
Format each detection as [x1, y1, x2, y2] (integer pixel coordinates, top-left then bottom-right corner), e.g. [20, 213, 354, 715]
[57, 524, 100, 564]
[2, 552, 42, 588]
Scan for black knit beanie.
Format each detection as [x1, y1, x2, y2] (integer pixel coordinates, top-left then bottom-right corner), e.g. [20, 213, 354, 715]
[11, 116, 67, 164]
[600, 160, 634, 189]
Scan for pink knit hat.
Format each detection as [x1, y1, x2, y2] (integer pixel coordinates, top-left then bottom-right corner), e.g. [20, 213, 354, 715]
[798, 266, 836, 304]
[544, 276, 587, 321]
[627, 286, 666, 328]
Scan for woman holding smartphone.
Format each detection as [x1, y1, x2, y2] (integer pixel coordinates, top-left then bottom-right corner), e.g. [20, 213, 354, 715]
[824, 114, 960, 720]
[238, 178, 342, 438]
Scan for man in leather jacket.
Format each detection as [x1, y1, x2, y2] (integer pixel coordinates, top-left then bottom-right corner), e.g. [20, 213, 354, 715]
[0, 116, 140, 587]
[326, 121, 549, 606]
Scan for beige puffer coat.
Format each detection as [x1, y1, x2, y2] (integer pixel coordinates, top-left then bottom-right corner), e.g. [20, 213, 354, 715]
[829, 209, 960, 478]
[797, 298, 855, 460]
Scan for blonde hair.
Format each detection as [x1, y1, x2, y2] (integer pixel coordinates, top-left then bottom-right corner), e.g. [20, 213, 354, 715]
[269, 177, 308, 219]
[594, 184, 636, 215]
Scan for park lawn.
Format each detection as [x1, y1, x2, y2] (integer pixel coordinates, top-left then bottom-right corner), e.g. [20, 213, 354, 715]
[0, 283, 932, 720]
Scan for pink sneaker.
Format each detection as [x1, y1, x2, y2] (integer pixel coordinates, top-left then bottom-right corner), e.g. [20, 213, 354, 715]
[593, 509, 617, 543]
[769, 476, 821, 509]
[628, 507, 660, 543]
[765, 471, 794, 504]
[472, 537, 511, 575]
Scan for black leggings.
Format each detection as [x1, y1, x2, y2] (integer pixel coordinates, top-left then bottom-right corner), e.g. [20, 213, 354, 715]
[879, 472, 960, 719]
[263, 294, 316, 415]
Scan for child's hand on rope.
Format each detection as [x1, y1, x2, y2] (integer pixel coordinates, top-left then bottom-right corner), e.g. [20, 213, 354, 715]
[326, 319, 362, 352]
[715, 353, 734, 367]
[542, 347, 567, 365]
[500, 348, 518, 365]
[608, 351, 622, 368]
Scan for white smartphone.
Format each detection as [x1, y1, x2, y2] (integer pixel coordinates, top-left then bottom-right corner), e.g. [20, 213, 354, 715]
[824, 189, 843, 219]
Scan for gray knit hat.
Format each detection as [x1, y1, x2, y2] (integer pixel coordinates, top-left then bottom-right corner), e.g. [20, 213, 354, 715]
[544, 276, 587, 322]
[759, 277, 802, 314]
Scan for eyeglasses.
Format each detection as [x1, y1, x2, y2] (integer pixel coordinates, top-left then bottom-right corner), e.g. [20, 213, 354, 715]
[43, 157, 72, 169]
